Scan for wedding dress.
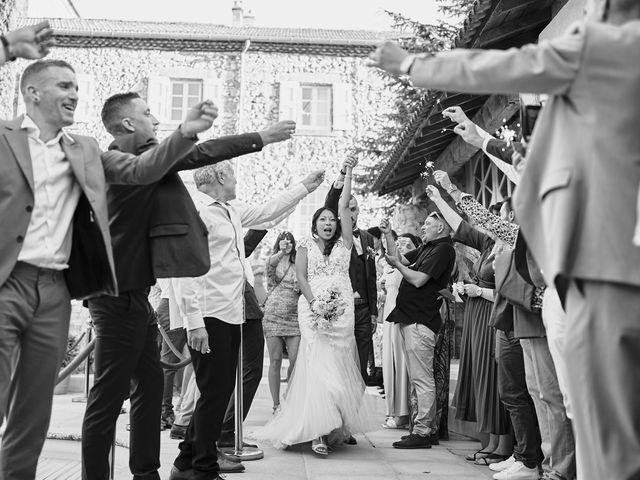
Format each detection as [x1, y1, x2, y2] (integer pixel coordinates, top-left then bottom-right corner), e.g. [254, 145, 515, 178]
[253, 237, 373, 448]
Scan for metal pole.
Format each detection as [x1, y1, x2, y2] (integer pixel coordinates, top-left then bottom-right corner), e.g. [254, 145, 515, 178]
[109, 432, 116, 480]
[72, 323, 92, 403]
[222, 322, 263, 460]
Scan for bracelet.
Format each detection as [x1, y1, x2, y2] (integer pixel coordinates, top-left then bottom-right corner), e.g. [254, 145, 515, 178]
[0, 36, 15, 62]
[340, 169, 346, 176]
[309, 297, 316, 307]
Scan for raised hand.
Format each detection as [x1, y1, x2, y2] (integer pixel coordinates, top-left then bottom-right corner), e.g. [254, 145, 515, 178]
[433, 170, 453, 191]
[379, 218, 392, 235]
[367, 41, 410, 75]
[442, 106, 470, 124]
[385, 250, 402, 269]
[180, 100, 218, 138]
[4, 21, 55, 60]
[425, 184, 442, 201]
[453, 121, 484, 148]
[342, 158, 358, 171]
[260, 120, 296, 145]
[302, 170, 326, 193]
[279, 239, 290, 252]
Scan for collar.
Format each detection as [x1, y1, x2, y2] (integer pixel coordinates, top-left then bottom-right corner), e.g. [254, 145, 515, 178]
[21, 114, 74, 145]
[425, 236, 453, 247]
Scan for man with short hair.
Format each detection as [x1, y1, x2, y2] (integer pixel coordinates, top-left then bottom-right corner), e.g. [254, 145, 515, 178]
[81, 91, 297, 480]
[379, 211, 456, 449]
[0, 59, 215, 480]
[169, 162, 324, 480]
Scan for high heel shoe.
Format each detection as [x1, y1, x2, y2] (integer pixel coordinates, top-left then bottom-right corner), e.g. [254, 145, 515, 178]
[311, 437, 328, 457]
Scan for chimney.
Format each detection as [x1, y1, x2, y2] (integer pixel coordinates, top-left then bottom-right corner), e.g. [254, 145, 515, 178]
[243, 9, 255, 27]
[232, 0, 244, 27]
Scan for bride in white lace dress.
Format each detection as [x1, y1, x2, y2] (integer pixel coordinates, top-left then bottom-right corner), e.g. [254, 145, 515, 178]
[253, 162, 372, 456]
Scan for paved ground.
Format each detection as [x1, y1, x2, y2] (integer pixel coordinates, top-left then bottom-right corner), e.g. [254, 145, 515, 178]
[40, 371, 496, 480]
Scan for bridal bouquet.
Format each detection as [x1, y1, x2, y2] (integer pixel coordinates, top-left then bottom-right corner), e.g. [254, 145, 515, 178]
[310, 286, 346, 331]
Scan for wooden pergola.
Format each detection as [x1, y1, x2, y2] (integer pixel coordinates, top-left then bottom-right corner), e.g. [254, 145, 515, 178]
[374, 0, 564, 197]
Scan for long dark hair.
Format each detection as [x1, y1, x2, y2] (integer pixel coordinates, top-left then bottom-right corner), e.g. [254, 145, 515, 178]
[272, 231, 296, 264]
[311, 207, 341, 256]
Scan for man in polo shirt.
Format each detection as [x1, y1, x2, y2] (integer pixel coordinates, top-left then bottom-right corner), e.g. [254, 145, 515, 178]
[380, 212, 456, 449]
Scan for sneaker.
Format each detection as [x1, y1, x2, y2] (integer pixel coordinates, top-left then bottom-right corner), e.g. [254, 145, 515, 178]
[492, 461, 540, 480]
[490, 455, 516, 472]
[170, 424, 187, 440]
[392, 433, 431, 449]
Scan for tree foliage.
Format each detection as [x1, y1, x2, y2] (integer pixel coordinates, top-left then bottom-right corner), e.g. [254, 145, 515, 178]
[352, 0, 475, 221]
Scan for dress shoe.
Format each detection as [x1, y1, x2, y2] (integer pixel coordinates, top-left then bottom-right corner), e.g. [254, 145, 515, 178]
[168, 466, 192, 480]
[393, 433, 431, 449]
[219, 455, 245, 473]
[218, 437, 258, 449]
[401, 432, 438, 444]
[170, 424, 187, 440]
[344, 435, 357, 445]
[217, 447, 241, 463]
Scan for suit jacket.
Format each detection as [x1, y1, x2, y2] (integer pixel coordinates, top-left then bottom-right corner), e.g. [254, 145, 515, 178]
[105, 130, 263, 292]
[324, 185, 378, 316]
[408, 20, 640, 298]
[0, 116, 197, 299]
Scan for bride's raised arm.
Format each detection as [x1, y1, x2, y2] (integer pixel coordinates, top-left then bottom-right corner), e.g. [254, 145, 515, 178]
[295, 243, 315, 307]
[339, 162, 354, 250]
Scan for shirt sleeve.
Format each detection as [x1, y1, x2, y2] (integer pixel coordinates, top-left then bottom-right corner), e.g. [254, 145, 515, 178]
[172, 277, 205, 331]
[236, 183, 308, 227]
[453, 220, 494, 253]
[404, 248, 421, 264]
[457, 195, 519, 247]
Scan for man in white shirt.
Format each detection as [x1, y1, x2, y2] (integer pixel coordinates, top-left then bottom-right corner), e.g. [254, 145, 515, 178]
[168, 162, 324, 480]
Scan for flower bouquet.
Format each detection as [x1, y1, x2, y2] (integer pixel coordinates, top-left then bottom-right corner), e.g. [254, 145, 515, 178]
[310, 286, 347, 331]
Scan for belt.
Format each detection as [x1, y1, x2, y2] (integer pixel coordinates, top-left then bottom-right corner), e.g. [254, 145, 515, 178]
[353, 297, 369, 305]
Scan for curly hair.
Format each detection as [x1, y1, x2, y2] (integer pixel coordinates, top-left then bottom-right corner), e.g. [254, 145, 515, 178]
[311, 207, 341, 256]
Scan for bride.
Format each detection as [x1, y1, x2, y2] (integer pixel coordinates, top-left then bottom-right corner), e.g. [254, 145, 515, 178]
[253, 161, 372, 456]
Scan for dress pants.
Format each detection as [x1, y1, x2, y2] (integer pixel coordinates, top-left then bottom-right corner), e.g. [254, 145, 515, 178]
[354, 301, 373, 382]
[220, 318, 265, 439]
[173, 317, 241, 480]
[399, 323, 437, 437]
[0, 262, 70, 480]
[157, 298, 187, 418]
[496, 330, 542, 468]
[83, 290, 163, 480]
[564, 280, 640, 480]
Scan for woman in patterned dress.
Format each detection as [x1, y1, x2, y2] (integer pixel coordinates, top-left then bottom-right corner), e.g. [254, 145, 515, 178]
[263, 231, 300, 412]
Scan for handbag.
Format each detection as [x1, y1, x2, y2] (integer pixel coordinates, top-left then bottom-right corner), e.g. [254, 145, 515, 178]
[493, 246, 535, 313]
[260, 262, 293, 309]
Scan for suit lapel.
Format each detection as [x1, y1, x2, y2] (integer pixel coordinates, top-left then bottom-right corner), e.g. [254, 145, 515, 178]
[61, 134, 86, 187]
[3, 118, 34, 191]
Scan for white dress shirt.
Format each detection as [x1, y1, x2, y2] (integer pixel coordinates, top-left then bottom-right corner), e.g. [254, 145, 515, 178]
[177, 184, 309, 330]
[478, 127, 521, 185]
[17, 115, 82, 269]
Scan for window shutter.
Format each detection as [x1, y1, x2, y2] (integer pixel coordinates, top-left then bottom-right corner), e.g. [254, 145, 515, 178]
[147, 76, 170, 124]
[278, 81, 299, 122]
[202, 78, 223, 115]
[75, 74, 95, 122]
[332, 82, 352, 131]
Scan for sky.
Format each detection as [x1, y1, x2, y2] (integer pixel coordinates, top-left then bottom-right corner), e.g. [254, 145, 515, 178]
[27, 0, 442, 31]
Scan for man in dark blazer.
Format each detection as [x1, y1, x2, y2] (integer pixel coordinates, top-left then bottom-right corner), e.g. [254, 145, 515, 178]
[325, 160, 378, 383]
[372, 3, 640, 477]
[81, 91, 296, 480]
[0, 59, 215, 480]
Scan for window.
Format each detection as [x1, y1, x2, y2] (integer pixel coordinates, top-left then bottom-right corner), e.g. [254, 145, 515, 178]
[170, 79, 203, 122]
[466, 154, 515, 206]
[300, 84, 332, 131]
[279, 78, 351, 134]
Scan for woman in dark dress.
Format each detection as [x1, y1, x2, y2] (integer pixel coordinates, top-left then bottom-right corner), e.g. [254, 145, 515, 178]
[426, 185, 511, 463]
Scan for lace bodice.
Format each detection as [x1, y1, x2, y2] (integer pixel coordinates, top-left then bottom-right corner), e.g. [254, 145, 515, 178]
[299, 237, 351, 281]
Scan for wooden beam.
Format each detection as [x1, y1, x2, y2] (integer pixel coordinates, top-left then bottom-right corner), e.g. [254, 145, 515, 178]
[476, 7, 552, 46]
[435, 93, 520, 175]
[496, 0, 539, 13]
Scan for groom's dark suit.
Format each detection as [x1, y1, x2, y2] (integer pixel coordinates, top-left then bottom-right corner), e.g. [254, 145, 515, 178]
[325, 186, 378, 381]
[82, 129, 265, 480]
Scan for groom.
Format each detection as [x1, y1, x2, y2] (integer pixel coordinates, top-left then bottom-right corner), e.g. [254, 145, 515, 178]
[324, 159, 378, 384]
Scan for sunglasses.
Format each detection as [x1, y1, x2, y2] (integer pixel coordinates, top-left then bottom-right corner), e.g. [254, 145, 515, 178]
[428, 211, 445, 223]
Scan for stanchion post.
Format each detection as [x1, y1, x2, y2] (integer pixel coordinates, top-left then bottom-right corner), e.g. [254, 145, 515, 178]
[225, 322, 263, 461]
[72, 323, 93, 403]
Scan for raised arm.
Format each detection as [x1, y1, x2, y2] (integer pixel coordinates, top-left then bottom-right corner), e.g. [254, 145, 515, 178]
[425, 185, 463, 233]
[0, 21, 55, 64]
[295, 246, 314, 306]
[102, 101, 217, 185]
[379, 218, 410, 266]
[339, 163, 354, 250]
[369, 31, 583, 95]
